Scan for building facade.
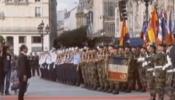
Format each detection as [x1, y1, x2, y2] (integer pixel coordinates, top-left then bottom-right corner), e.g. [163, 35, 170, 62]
[57, 9, 67, 36]
[64, 7, 78, 31]
[76, 0, 93, 29]
[0, 0, 57, 55]
[92, 0, 116, 38]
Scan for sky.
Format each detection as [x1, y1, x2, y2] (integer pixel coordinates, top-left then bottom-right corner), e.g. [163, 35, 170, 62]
[57, 0, 79, 11]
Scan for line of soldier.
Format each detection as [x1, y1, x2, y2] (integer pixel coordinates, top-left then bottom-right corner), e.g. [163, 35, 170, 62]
[38, 46, 141, 94]
[137, 44, 175, 100]
[38, 45, 175, 98]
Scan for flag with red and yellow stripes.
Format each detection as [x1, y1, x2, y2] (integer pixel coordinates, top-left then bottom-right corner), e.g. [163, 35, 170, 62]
[119, 20, 129, 47]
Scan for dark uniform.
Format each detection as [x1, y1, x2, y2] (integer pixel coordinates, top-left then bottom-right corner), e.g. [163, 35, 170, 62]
[0, 53, 4, 95]
[17, 50, 31, 100]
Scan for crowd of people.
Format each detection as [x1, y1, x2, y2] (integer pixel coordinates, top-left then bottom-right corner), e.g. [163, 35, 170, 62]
[39, 44, 175, 100]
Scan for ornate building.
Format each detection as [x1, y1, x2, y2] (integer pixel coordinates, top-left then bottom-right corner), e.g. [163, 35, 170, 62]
[76, 0, 93, 29]
[0, 0, 57, 55]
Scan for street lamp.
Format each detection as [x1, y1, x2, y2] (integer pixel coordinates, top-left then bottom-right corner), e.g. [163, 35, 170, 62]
[37, 20, 50, 51]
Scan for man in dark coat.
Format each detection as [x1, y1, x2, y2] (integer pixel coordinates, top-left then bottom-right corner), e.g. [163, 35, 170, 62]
[3, 46, 12, 95]
[17, 45, 31, 100]
[0, 42, 4, 95]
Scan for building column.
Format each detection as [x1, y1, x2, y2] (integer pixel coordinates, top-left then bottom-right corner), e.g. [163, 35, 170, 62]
[14, 35, 19, 55]
[43, 34, 50, 51]
[26, 35, 32, 55]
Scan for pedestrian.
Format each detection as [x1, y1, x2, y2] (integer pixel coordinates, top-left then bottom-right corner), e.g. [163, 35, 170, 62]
[17, 45, 31, 100]
[3, 46, 12, 95]
[0, 42, 4, 95]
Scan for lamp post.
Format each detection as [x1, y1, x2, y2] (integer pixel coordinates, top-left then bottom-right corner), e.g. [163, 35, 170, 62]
[37, 20, 50, 51]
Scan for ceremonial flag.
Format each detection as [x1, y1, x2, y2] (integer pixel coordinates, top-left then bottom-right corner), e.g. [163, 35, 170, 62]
[119, 20, 129, 46]
[148, 7, 158, 44]
[140, 20, 148, 42]
[157, 10, 165, 44]
[165, 11, 174, 45]
[158, 18, 163, 43]
[148, 27, 156, 43]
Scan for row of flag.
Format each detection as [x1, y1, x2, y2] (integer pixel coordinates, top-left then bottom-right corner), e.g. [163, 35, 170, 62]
[119, 7, 175, 47]
[141, 7, 175, 45]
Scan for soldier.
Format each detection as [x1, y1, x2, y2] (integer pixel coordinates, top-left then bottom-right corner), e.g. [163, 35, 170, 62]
[121, 47, 132, 92]
[137, 47, 148, 92]
[96, 47, 106, 91]
[141, 44, 156, 100]
[166, 44, 175, 100]
[101, 47, 110, 92]
[152, 45, 167, 100]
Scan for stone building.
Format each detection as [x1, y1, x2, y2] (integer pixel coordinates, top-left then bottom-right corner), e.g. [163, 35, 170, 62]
[0, 0, 57, 55]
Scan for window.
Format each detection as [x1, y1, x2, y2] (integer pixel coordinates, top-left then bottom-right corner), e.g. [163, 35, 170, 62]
[18, 0, 27, 3]
[104, 22, 115, 34]
[104, 1, 115, 17]
[6, 0, 28, 5]
[19, 36, 26, 44]
[35, 0, 40, 2]
[0, 12, 5, 20]
[5, 0, 14, 4]
[32, 36, 41, 43]
[35, 7, 41, 17]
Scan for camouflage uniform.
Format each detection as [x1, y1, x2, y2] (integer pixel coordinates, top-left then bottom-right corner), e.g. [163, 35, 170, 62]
[96, 58, 104, 91]
[138, 52, 147, 92]
[144, 52, 156, 100]
[166, 66, 175, 100]
[122, 50, 133, 92]
[166, 46, 175, 100]
[153, 52, 167, 100]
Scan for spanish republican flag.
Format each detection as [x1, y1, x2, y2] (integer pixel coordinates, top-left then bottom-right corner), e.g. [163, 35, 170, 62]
[148, 27, 156, 43]
[151, 7, 159, 37]
[119, 20, 129, 46]
[148, 7, 158, 44]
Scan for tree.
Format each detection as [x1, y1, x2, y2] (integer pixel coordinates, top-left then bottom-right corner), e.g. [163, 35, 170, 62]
[0, 35, 4, 43]
[54, 27, 88, 48]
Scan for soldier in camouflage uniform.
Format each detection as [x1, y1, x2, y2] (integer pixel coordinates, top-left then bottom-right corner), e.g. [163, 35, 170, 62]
[96, 48, 104, 91]
[129, 48, 141, 90]
[141, 44, 156, 100]
[152, 45, 167, 100]
[122, 47, 133, 92]
[166, 45, 175, 100]
[137, 47, 148, 92]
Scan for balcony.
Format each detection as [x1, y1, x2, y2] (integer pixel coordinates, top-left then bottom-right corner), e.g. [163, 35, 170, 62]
[5, 0, 29, 5]
[0, 27, 39, 34]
